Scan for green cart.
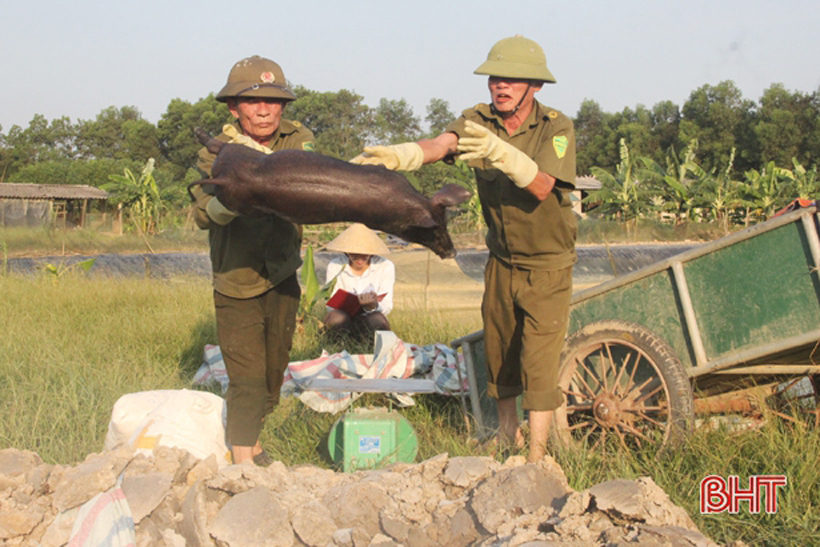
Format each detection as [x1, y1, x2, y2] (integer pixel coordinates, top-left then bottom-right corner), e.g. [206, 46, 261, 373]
[452, 205, 820, 449]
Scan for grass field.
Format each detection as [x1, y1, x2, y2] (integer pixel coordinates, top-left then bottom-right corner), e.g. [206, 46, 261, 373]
[1, 270, 818, 546]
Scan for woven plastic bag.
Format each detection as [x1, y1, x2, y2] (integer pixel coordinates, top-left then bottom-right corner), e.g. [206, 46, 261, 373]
[104, 389, 232, 468]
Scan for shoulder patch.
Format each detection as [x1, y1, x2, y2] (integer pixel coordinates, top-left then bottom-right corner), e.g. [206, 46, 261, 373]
[292, 121, 302, 127]
[548, 110, 559, 119]
[553, 136, 568, 159]
[302, 141, 315, 151]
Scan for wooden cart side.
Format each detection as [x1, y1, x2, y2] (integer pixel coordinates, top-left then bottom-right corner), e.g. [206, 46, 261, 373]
[568, 207, 820, 378]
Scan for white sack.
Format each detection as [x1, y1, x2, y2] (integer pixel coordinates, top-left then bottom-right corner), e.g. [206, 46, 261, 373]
[104, 389, 232, 468]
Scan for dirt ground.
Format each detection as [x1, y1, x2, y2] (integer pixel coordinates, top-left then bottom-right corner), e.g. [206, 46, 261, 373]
[389, 249, 485, 318]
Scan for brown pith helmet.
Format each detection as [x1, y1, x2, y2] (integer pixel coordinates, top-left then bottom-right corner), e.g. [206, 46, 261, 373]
[216, 55, 297, 102]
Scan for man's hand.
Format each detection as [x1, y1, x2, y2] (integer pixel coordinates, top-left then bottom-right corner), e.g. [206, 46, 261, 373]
[350, 142, 424, 171]
[457, 120, 539, 188]
[358, 292, 379, 313]
[206, 196, 239, 225]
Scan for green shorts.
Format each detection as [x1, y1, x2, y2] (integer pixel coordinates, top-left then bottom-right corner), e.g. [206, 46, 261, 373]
[482, 256, 572, 411]
[214, 274, 300, 446]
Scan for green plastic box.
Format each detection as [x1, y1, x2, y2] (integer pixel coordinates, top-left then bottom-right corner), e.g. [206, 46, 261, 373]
[327, 408, 417, 472]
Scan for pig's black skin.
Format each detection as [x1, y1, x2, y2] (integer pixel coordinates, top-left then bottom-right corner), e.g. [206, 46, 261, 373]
[188, 129, 471, 259]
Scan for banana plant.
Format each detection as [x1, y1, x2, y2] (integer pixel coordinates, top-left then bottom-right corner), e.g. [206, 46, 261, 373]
[640, 139, 700, 224]
[743, 161, 792, 221]
[787, 158, 820, 200]
[587, 139, 649, 235]
[103, 158, 164, 234]
[688, 147, 742, 232]
[298, 245, 340, 325]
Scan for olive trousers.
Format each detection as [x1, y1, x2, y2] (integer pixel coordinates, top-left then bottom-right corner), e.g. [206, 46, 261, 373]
[214, 275, 300, 446]
[482, 256, 573, 411]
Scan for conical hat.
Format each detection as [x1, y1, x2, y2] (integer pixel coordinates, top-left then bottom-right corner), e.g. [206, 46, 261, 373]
[326, 223, 389, 255]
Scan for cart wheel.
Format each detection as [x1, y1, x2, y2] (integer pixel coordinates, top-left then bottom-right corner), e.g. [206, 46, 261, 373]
[553, 320, 694, 451]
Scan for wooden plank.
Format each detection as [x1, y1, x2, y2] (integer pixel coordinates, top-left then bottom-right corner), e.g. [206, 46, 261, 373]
[710, 364, 820, 375]
[304, 378, 437, 393]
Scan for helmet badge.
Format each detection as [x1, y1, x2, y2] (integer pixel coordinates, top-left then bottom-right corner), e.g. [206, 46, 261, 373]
[260, 71, 276, 83]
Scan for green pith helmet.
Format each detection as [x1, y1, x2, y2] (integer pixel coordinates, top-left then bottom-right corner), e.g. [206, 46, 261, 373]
[216, 55, 297, 102]
[474, 35, 556, 83]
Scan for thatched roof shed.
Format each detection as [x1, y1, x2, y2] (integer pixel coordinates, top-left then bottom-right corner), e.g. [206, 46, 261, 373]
[0, 183, 109, 228]
[0, 183, 108, 201]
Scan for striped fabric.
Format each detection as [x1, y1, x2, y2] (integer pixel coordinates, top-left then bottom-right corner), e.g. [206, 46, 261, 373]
[282, 331, 468, 413]
[191, 344, 230, 393]
[68, 484, 135, 547]
[193, 332, 468, 414]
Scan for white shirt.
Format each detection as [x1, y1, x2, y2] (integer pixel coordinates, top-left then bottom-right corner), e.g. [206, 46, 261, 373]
[325, 255, 395, 315]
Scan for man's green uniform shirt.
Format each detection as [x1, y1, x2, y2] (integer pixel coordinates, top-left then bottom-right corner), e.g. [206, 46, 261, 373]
[446, 101, 577, 270]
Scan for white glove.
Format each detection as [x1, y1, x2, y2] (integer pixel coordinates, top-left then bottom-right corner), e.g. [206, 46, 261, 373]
[206, 196, 239, 225]
[349, 142, 424, 171]
[222, 124, 273, 155]
[457, 120, 539, 188]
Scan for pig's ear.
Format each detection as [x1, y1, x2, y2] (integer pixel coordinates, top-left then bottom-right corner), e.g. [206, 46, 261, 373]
[431, 184, 472, 208]
[195, 127, 224, 155]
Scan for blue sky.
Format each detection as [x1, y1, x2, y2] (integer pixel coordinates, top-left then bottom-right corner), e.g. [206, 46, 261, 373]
[2, 0, 819, 132]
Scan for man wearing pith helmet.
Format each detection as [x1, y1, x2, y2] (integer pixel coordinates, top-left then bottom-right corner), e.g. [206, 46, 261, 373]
[352, 36, 576, 462]
[190, 55, 316, 466]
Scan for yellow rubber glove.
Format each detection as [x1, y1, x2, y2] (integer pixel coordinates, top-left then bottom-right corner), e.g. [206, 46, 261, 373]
[349, 142, 424, 171]
[222, 124, 273, 155]
[457, 120, 539, 188]
[205, 196, 239, 225]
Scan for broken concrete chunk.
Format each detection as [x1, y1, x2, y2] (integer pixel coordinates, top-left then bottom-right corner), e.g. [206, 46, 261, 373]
[209, 486, 293, 546]
[587, 477, 697, 530]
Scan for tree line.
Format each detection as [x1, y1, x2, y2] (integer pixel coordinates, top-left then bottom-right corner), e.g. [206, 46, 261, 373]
[578, 81, 820, 228]
[1, 80, 818, 231]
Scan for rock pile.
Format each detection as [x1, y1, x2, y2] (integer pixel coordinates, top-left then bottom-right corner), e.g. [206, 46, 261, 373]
[0, 447, 722, 546]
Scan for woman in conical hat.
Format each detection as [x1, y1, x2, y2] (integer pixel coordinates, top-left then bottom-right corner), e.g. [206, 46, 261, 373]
[323, 223, 395, 340]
